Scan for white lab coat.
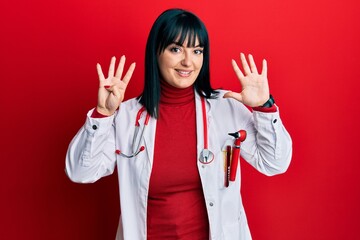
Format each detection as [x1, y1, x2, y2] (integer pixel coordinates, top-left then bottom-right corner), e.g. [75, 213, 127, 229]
[66, 90, 292, 240]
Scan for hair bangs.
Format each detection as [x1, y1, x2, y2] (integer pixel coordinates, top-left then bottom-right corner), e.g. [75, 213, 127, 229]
[158, 14, 207, 53]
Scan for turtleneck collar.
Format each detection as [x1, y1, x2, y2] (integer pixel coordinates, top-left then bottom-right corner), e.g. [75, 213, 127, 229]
[160, 80, 195, 106]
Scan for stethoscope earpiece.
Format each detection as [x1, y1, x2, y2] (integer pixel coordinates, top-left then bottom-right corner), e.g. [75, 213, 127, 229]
[116, 145, 146, 158]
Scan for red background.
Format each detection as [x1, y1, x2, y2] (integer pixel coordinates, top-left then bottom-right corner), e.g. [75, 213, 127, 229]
[1, 0, 360, 239]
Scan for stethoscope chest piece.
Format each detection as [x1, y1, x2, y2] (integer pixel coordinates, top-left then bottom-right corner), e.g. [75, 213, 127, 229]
[199, 149, 214, 164]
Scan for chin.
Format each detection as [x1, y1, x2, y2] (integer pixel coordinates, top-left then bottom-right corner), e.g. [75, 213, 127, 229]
[174, 81, 195, 89]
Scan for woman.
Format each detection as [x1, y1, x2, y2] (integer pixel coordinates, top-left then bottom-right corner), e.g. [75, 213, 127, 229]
[66, 8, 292, 240]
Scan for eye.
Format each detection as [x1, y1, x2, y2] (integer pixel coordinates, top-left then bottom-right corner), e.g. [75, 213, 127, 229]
[170, 47, 181, 53]
[194, 49, 204, 55]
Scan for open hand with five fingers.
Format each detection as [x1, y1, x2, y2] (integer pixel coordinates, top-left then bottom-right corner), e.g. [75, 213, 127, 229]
[96, 56, 136, 116]
[223, 53, 270, 107]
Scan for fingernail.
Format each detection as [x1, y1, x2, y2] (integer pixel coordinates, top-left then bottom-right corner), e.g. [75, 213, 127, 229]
[104, 85, 110, 89]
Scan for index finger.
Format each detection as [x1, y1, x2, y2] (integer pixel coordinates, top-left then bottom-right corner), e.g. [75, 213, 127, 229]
[231, 59, 245, 79]
[240, 53, 251, 75]
[96, 63, 105, 81]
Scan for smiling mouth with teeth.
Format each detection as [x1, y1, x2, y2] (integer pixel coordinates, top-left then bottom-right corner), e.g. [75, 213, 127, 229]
[176, 70, 192, 76]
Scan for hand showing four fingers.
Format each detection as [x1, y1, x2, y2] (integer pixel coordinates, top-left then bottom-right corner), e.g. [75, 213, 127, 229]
[96, 56, 136, 116]
[223, 53, 270, 107]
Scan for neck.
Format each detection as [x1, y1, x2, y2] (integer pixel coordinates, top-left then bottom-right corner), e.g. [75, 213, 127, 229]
[160, 80, 194, 106]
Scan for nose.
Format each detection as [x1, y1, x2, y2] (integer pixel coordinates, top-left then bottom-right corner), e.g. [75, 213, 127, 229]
[181, 51, 192, 67]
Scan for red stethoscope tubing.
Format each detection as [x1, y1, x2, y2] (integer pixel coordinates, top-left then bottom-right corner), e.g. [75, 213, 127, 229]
[198, 97, 214, 164]
[201, 97, 208, 149]
[135, 106, 150, 126]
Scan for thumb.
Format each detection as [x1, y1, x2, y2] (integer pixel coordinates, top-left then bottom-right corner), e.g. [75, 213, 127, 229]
[223, 91, 243, 102]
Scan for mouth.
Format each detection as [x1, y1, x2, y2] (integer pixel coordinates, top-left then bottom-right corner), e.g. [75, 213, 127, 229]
[175, 69, 193, 77]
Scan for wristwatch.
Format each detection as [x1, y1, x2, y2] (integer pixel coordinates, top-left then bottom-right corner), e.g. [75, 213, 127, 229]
[262, 94, 275, 108]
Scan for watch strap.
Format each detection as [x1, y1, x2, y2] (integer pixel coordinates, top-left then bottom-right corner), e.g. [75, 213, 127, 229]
[262, 94, 275, 108]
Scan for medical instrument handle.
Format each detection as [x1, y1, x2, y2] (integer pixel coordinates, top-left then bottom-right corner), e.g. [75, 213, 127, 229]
[201, 97, 208, 149]
[225, 145, 232, 187]
[229, 130, 246, 182]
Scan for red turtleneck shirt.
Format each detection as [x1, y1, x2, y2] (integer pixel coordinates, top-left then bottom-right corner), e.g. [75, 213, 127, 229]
[146, 81, 209, 239]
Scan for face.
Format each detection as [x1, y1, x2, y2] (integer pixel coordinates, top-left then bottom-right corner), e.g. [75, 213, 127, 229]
[157, 37, 204, 88]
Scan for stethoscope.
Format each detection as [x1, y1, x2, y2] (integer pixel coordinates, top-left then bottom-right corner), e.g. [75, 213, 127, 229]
[115, 97, 214, 164]
[115, 106, 150, 158]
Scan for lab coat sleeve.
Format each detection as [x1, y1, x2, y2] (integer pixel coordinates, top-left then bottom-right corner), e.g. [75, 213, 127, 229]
[241, 106, 293, 176]
[65, 108, 117, 183]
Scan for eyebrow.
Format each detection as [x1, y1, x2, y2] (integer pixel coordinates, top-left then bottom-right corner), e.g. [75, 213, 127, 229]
[172, 41, 203, 48]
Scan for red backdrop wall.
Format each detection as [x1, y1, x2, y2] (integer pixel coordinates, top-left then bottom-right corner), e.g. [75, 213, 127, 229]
[1, 0, 359, 239]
